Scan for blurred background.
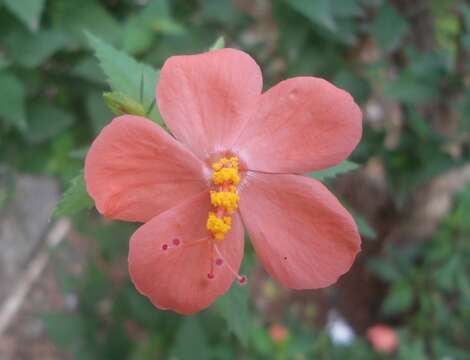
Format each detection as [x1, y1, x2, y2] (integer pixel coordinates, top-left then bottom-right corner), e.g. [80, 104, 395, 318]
[0, 0, 469, 359]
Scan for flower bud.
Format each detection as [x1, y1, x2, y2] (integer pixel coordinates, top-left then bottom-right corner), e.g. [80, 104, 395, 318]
[269, 323, 288, 343]
[103, 91, 145, 116]
[366, 324, 398, 353]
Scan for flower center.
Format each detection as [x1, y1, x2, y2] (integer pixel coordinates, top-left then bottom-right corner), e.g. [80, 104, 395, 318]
[206, 156, 240, 241]
[160, 156, 246, 284]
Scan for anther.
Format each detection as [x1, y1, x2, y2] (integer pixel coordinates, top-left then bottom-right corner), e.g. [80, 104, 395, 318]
[172, 238, 180, 246]
[207, 272, 215, 280]
[215, 258, 224, 266]
[238, 276, 247, 285]
[161, 243, 168, 251]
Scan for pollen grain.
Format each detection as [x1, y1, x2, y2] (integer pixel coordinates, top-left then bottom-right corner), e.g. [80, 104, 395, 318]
[206, 157, 240, 240]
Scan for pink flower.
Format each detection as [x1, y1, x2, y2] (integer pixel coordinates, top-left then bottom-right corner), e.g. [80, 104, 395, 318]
[84, 48, 362, 314]
[269, 323, 289, 343]
[366, 325, 399, 353]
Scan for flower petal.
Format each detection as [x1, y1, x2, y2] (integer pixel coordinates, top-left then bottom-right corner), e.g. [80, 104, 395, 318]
[128, 191, 244, 314]
[233, 77, 362, 174]
[85, 115, 209, 223]
[157, 48, 262, 159]
[239, 172, 360, 289]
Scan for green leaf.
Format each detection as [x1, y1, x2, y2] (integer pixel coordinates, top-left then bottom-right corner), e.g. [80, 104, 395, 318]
[41, 312, 84, 350]
[209, 36, 225, 51]
[384, 76, 439, 104]
[283, 0, 336, 31]
[4, 30, 69, 68]
[217, 283, 251, 346]
[349, 207, 377, 239]
[461, 3, 470, 29]
[333, 70, 371, 104]
[0, 54, 11, 70]
[369, 4, 409, 53]
[201, 0, 243, 24]
[398, 333, 427, 360]
[50, 0, 120, 46]
[72, 57, 107, 85]
[382, 281, 414, 315]
[53, 171, 94, 219]
[129, 335, 160, 360]
[367, 258, 403, 282]
[26, 103, 74, 144]
[86, 92, 113, 135]
[123, 0, 185, 55]
[3, 0, 45, 31]
[172, 317, 209, 360]
[0, 72, 27, 130]
[331, 0, 364, 18]
[86, 32, 162, 124]
[306, 161, 359, 181]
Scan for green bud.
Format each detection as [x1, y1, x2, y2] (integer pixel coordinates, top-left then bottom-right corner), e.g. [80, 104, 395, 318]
[103, 91, 145, 116]
[209, 36, 225, 51]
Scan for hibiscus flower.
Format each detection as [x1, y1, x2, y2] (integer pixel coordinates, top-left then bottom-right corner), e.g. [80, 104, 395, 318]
[85, 48, 362, 314]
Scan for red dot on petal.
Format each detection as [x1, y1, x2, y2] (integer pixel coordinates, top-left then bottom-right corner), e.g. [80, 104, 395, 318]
[207, 272, 215, 280]
[172, 238, 180, 246]
[161, 244, 168, 251]
[215, 258, 223, 266]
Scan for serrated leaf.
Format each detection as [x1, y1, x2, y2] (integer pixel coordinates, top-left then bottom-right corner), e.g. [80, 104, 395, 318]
[50, 0, 120, 46]
[382, 281, 414, 315]
[72, 57, 107, 85]
[172, 317, 209, 360]
[123, 0, 184, 55]
[0, 72, 27, 130]
[306, 161, 359, 181]
[26, 102, 74, 144]
[367, 258, 403, 282]
[383, 76, 438, 105]
[369, 4, 408, 53]
[217, 283, 251, 346]
[331, 0, 364, 18]
[3, 0, 45, 31]
[209, 36, 225, 51]
[0, 54, 11, 70]
[86, 92, 113, 135]
[41, 312, 84, 350]
[348, 207, 377, 239]
[283, 0, 336, 31]
[333, 70, 371, 104]
[201, 0, 242, 24]
[53, 172, 94, 219]
[4, 30, 69, 68]
[86, 32, 162, 124]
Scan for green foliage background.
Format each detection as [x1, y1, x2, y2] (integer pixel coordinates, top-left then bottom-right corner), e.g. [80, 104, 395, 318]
[0, 0, 469, 359]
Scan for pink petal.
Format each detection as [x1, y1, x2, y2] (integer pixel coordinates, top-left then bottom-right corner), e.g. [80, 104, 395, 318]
[85, 115, 209, 223]
[128, 191, 244, 314]
[157, 48, 262, 160]
[233, 77, 362, 174]
[239, 172, 360, 289]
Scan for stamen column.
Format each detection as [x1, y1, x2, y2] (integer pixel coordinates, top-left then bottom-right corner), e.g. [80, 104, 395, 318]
[206, 157, 245, 284]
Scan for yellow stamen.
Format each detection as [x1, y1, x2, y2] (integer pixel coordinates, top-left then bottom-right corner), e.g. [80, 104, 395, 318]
[206, 212, 231, 241]
[206, 156, 240, 240]
[212, 167, 240, 185]
[210, 190, 240, 213]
